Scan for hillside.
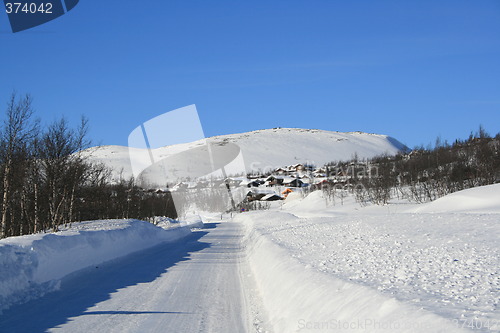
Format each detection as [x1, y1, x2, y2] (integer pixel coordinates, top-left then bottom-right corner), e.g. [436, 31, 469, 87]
[82, 128, 408, 181]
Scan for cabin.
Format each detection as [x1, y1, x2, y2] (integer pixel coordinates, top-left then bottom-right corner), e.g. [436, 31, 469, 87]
[275, 167, 288, 174]
[265, 176, 284, 186]
[284, 178, 304, 187]
[247, 180, 262, 188]
[260, 193, 283, 201]
[246, 189, 277, 201]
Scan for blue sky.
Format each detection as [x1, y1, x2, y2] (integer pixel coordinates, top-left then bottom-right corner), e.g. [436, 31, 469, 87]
[1, 0, 499, 148]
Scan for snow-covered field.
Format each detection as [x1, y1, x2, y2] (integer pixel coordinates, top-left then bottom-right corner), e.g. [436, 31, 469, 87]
[1, 184, 498, 332]
[0, 219, 200, 314]
[236, 184, 500, 332]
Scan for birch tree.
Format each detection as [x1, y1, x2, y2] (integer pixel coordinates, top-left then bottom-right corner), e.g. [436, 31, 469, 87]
[0, 93, 38, 238]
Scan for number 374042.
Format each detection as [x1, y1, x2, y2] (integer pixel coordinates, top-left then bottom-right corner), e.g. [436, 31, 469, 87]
[5, 2, 53, 14]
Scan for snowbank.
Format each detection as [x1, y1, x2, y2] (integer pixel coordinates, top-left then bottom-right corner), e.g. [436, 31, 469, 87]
[238, 211, 474, 332]
[0, 219, 195, 312]
[413, 183, 500, 214]
[153, 213, 204, 229]
[280, 185, 500, 331]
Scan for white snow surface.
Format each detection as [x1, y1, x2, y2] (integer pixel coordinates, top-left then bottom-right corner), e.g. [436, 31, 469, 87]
[82, 128, 408, 181]
[0, 218, 261, 333]
[412, 183, 500, 214]
[0, 219, 197, 313]
[235, 185, 500, 332]
[1, 185, 498, 332]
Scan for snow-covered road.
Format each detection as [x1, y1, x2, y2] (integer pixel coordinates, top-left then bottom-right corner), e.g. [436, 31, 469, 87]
[0, 222, 255, 333]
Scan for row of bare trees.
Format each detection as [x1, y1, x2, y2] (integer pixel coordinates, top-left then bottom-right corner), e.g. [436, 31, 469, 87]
[0, 93, 102, 238]
[322, 126, 500, 205]
[0, 93, 178, 239]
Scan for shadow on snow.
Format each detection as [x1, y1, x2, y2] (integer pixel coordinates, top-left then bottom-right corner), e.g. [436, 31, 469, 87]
[0, 227, 213, 333]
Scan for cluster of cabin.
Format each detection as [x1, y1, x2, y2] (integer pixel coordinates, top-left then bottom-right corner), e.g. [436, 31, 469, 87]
[143, 162, 380, 202]
[158, 164, 323, 202]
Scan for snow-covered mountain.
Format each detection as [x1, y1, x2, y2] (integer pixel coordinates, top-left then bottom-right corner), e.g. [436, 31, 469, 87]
[82, 128, 409, 181]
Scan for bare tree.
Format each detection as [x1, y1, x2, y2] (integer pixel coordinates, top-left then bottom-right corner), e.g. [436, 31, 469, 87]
[0, 93, 38, 238]
[38, 117, 91, 231]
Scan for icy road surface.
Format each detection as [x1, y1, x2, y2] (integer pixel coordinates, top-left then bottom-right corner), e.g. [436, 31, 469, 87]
[0, 222, 256, 333]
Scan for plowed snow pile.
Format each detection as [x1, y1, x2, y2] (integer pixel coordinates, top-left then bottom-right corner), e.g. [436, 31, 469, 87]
[238, 184, 500, 332]
[0, 219, 196, 313]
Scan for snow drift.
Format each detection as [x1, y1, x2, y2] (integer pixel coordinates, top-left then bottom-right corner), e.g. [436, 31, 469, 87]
[0, 219, 197, 313]
[413, 183, 500, 214]
[238, 211, 472, 332]
[234, 180, 500, 333]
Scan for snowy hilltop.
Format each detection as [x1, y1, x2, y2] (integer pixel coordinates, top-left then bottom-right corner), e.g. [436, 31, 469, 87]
[82, 128, 409, 181]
